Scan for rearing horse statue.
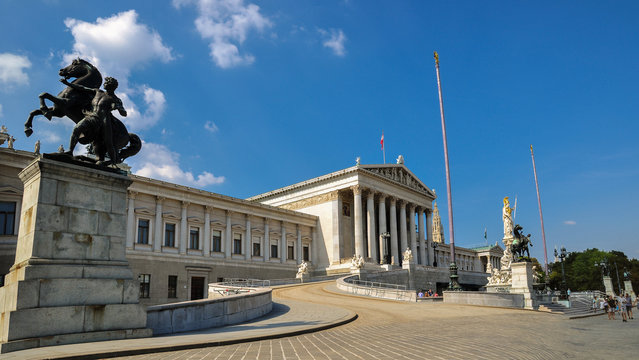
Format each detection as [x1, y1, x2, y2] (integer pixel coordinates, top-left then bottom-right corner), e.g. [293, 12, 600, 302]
[25, 58, 141, 165]
[512, 224, 533, 261]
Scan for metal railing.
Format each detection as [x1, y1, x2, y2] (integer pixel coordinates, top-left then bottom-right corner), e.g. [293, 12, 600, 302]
[342, 276, 411, 301]
[220, 278, 271, 288]
[344, 278, 407, 291]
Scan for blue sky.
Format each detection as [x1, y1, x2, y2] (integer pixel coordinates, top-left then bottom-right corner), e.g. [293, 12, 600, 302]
[1, 1, 637, 264]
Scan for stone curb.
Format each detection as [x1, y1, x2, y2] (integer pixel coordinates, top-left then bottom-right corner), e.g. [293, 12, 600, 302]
[46, 307, 357, 360]
[567, 311, 607, 320]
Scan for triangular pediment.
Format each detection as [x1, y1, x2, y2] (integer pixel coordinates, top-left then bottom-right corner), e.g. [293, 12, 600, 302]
[359, 165, 435, 197]
[0, 185, 22, 197]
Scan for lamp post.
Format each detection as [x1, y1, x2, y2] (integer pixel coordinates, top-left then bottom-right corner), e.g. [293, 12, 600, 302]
[380, 232, 391, 265]
[614, 262, 622, 295]
[431, 242, 438, 267]
[595, 260, 607, 291]
[554, 246, 567, 297]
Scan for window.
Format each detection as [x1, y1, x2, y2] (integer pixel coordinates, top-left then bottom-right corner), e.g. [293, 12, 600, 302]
[303, 245, 310, 261]
[233, 233, 242, 254]
[271, 244, 278, 258]
[288, 244, 295, 260]
[253, 242, 261, 256]
[0, 201, 16, 236]
[164, 223, 176, 247]
[139, 274, 151, 298]
[168, 275, 177, 298]
[212, 230, 222, 252]
[137, 219, 149, 244]
[189, 227, 200, 249]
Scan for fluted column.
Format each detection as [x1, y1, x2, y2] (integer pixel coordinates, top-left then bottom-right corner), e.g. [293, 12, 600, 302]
[264, 218, 270, 261]
[378, 195, 387, 264]
[180, 201, 189, 254]
[418, 208, 426, 265]
[366, 191, 377, 262]
[296, 226, 302, 264]
[426, 209, 433, 266]
[225, 210, 232, 258]
[389, 197, 399, 265]
[409, 204, 417, 264]
[126, 191, 136, 249]
[280, 221, 286, 263]
[245, 215, 251, 260]
[203, 206, 211, 256]
[153, 196, 163, 252]
[399, 200, 408, 261]
[352, 185, 365, 258]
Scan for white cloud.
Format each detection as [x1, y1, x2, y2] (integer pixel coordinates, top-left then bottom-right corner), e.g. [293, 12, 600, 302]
[59, 10, 173, 142]
[132, 142, 225, 187]
[174, 0, 272, 68]
[0, 53, 31, 87]
[319, 28, 347, 57]
[564, 220, 577, 225]
[63, 10, 173, 83]
[204, 120, 218, 133]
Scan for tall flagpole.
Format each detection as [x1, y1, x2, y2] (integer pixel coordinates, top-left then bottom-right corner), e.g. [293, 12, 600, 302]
[531, 145, 549, 277]
[381, 131, 386, 164]
[513, 195, 518, 221]
[434, 51, 460, 290]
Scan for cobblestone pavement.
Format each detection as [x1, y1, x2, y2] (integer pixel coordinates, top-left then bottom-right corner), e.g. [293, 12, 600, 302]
[117, 283, 639, 360]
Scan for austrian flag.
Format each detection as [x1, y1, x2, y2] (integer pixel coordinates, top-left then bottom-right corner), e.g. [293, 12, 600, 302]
[380, 132, 384, 150]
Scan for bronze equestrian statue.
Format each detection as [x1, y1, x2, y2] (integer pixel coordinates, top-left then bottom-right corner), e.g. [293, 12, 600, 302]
[512, 224, 533, 261]
[25, 58, 141, 165]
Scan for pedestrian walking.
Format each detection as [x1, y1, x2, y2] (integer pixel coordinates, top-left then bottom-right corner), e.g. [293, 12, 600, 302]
[619, 296, 628, 322]
[625, 293, 633, 320]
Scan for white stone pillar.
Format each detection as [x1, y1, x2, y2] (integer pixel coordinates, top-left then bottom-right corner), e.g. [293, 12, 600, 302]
[180, 201, 188, 254]
[280, 221, 286, 263]
[418, 208, 426, 266]
[225, 210, 232, 258]
[297, 226, 302, 264]
[312, 226, 318, 264]
[399, 201, 408, 260]
[331, 192, 342, 264]
[378, 195, 387, 264]
[409, 205, 417, 264]
[153, 196, 163, 252]
[245, 215, 251, 260]
[126, 192, 136, 249]
[203, 206, 211, 256]
[426, 209, 433, 266]
[352, 185, 365, 258]
[264, 218, 270, 261]
[366, 191, 377, 262]
[389, 197, 399, 265]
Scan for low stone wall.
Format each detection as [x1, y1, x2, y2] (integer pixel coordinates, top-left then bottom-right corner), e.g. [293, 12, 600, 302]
[146, 287, 272, 335]
[337, 275, 416, 302]
[443, 291, 524, 308]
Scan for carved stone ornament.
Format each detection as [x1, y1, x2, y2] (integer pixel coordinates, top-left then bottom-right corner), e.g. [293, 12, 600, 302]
[402, 248, 413, 263]
[279, 191, 340, 210]
[363, 167, 429, 194]
[350, 254, 365, 269]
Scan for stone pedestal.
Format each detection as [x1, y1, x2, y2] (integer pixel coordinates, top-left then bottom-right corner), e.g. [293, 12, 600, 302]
[623, 280, 635, 301]
[0, 158, 151, 353]
[296, 272, 310, 283]
[510, 262, 534, 309]
[603, 276, 615, 296]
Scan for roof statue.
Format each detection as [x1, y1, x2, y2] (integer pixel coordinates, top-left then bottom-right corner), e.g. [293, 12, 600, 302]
[24, 58, 141, 167]
[396, 155, 404, 164]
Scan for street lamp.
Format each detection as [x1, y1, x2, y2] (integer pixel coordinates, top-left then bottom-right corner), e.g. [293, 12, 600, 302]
[554, 246, 567, 297]
[595, 260, 607, 291]
[431, 242, 438, 267]
[380, 232, 391, 265]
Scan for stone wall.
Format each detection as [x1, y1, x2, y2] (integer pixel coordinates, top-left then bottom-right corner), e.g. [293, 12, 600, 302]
[443, 291, 525, 308]
[146, 287, 272, 335]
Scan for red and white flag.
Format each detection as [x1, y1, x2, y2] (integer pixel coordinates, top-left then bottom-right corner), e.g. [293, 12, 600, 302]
[380, 132, 384, 150]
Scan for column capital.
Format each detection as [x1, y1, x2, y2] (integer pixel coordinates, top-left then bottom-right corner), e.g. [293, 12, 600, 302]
[398, 199, 407, 209]
[351, 185, 362, 195]
[156, 195, 166, 203]
[407, 203, 416, 212]
[377, 193, 387, 201]
[128, 190, 138, 199]
[389, 196, 397, 205]
[181, 201, 190, 209]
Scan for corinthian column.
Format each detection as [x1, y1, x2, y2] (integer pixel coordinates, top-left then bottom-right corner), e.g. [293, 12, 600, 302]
[418, 208, 426, 265]
[378, 195, 387, 263]
[426, 209, 434, 266]
[203, 206, 211, 256]
[366, 191, 377, 262]
[352, 185, 365, 258]
[409, 204, 417, 264]
[245, 215, 251, 261]
[389, 197, 399, 265]
[399, 200, 408, 260]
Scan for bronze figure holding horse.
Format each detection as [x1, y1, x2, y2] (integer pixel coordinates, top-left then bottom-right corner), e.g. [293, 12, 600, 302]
[25, 58, 141, 166]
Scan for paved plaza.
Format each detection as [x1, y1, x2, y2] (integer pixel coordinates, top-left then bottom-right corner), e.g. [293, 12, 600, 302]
[7, 282, 639, 359]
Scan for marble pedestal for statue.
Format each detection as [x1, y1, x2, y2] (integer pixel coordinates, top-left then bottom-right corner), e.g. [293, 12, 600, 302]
[510, 262, 534, 309]
[0, 158, 151, 353]
[623, 280, 635, 301]
[603, 276, 615, 296]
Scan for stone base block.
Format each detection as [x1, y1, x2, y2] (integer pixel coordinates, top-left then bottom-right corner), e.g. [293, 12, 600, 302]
[0, 327, 152, 354]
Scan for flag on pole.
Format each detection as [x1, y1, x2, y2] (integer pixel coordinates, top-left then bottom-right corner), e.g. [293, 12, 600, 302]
[380, 132, 384, 150]
[484, 228, 487, 240]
